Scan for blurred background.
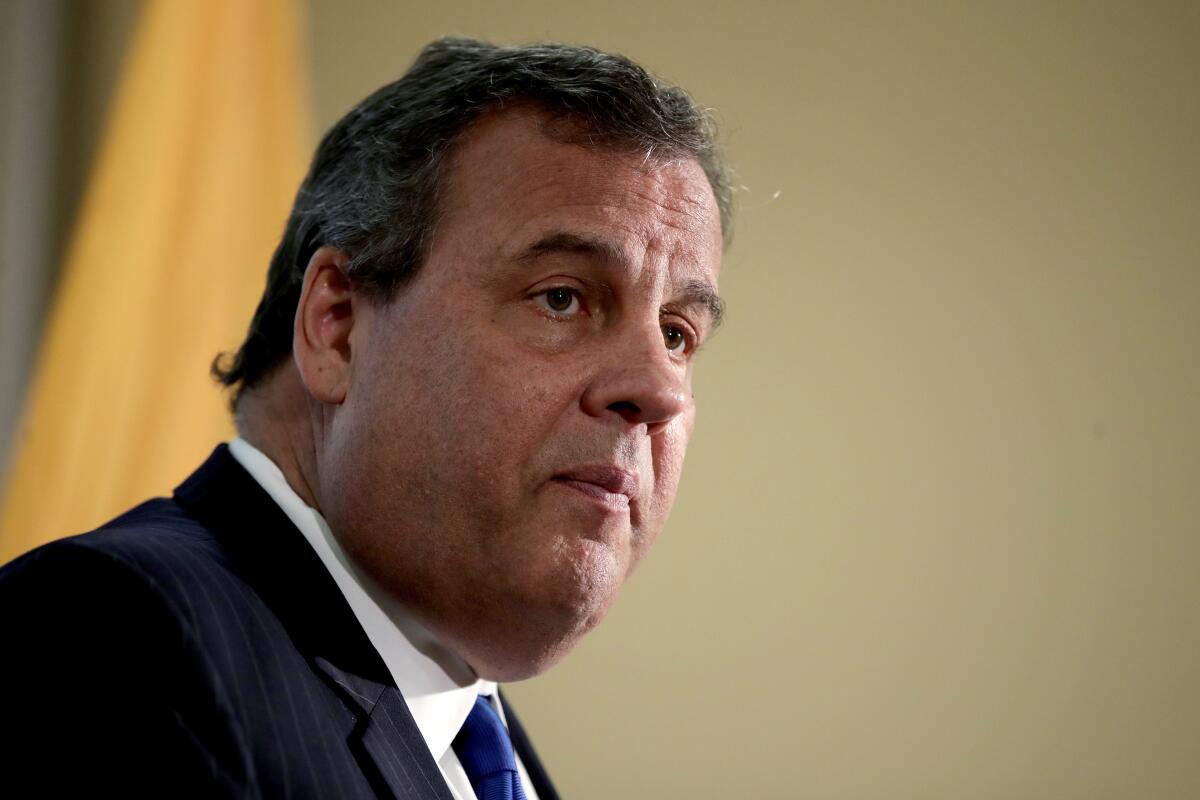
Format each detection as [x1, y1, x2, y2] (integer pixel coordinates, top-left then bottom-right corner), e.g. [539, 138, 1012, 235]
[1, 1, 1197, 797]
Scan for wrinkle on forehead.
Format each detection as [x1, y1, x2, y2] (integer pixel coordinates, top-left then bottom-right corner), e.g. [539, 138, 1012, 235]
[504, 165, 721, 277]
[533, 106, 724, 236]
[437, 108, 720, 235]
[499, 160, 716, 242]
[623, 180, 717, 236]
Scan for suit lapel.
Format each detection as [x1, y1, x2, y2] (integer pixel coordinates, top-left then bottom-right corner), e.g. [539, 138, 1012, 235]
[174, 445, 452, 800]
[315, 658, 455, 800]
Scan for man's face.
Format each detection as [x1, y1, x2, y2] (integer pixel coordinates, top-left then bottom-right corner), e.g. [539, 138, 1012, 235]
[320, 108, 723, 680]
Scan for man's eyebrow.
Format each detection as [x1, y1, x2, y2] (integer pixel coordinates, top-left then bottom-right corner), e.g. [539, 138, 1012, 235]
[517, 230, 724, 329]
[516, 231, 626, 265]
[673, 278, 725, 331]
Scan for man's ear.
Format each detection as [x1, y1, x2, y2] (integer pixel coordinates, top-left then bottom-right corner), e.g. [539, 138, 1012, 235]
[293, 245, 357, 405]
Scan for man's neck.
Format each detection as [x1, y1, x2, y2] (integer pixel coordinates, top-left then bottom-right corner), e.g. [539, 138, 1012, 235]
[234, 366, 323, 510]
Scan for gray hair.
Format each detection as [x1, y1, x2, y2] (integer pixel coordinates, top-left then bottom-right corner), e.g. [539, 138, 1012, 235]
[213, 37, 732, 405]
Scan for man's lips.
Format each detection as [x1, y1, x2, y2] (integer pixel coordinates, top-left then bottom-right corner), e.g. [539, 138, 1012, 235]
[552, 465, 639, 510]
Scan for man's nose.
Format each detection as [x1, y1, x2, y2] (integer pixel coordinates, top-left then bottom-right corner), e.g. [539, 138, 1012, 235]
[580, 325, 691, 434]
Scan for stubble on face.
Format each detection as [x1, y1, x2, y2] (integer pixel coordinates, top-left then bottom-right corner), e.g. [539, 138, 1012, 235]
[318, 107, 723, 680]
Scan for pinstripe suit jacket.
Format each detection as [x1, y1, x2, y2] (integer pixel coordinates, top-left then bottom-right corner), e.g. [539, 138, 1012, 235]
[0, 445, 560, 799]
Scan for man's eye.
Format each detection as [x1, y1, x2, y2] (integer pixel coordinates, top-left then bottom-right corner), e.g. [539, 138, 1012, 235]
[536, 287, 582, 315]
[663, 324, 688, 353]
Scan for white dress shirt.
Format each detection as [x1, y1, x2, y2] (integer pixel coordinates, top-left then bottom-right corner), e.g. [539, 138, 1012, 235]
[228, 438, 539, 800]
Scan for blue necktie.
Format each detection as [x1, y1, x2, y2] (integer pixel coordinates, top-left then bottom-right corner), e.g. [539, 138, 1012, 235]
[452, 695, 528, 800]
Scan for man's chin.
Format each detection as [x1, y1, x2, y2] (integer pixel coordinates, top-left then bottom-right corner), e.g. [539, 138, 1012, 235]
[460, 582, 620, 682]
[464, 619, 600, 683]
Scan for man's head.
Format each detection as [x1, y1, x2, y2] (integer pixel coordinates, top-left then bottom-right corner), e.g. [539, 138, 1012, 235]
[216, 38, 729, 681]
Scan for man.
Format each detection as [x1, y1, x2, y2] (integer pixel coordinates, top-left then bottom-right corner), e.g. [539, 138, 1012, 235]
[0, 38, 729, 798]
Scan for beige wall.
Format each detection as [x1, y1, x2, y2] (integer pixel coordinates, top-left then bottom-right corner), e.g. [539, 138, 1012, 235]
[24, 1, 1200, 797]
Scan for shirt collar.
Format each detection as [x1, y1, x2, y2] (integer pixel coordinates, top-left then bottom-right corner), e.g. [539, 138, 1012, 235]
[227, 437, 496, 762]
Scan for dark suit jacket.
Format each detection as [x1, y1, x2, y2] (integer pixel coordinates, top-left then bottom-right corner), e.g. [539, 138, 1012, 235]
[0, 445, 560, 799]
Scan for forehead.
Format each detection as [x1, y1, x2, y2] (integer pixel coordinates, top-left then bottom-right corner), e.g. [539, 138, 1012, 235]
[431, 108, 722, 285]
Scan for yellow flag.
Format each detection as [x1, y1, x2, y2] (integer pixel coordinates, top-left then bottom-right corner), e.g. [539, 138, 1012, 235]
[0, 0, 311, 561]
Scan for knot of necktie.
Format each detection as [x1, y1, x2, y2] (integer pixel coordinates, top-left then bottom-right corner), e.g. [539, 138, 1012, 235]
[452, 695, 528, 800]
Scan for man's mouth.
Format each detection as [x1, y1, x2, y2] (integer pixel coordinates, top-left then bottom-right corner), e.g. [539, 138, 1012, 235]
[552, 465, 638, 511]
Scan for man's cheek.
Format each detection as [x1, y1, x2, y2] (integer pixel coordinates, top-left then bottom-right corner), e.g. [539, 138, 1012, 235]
[652, 419, 691, 477]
